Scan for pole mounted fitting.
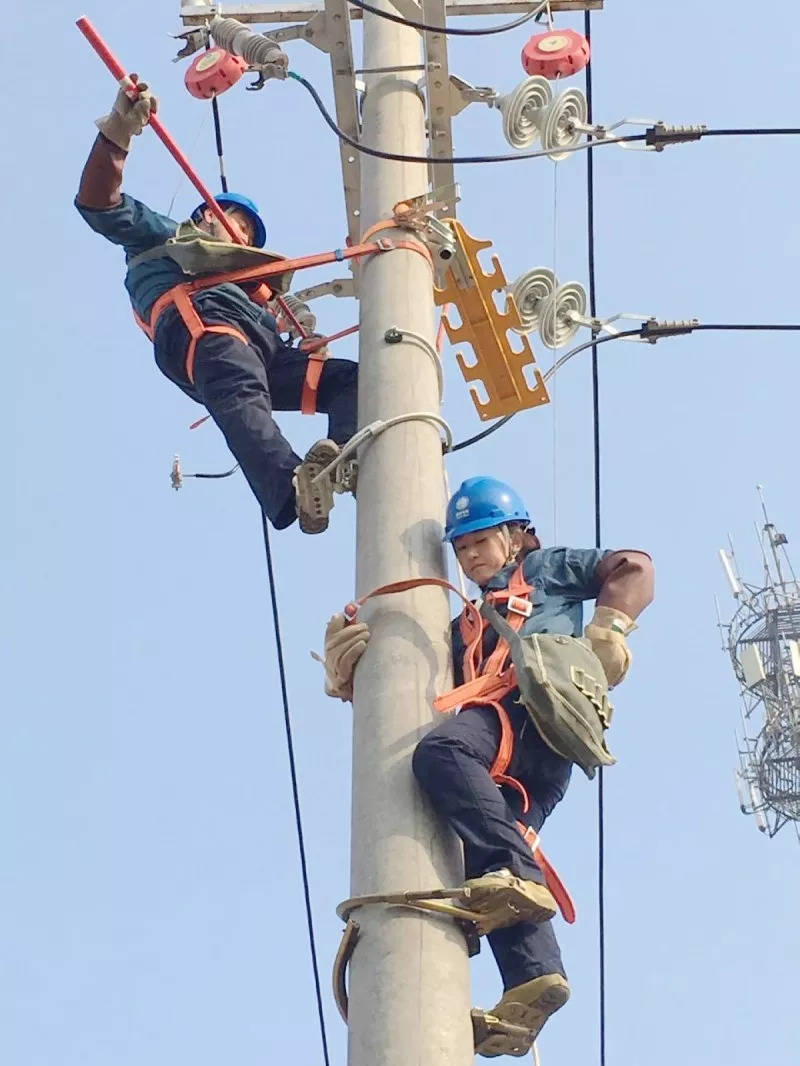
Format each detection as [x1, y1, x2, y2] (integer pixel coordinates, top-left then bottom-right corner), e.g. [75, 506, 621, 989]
[209, 15, 290, 80]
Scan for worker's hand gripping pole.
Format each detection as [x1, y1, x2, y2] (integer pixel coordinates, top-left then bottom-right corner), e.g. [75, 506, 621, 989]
[75, 16, 308, 339]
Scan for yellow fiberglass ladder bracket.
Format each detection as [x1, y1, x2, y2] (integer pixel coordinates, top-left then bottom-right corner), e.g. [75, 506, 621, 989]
[434, 219, 551, 421]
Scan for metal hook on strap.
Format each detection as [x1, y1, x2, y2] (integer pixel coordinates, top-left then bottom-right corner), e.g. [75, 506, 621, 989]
[332, 918, 360, 1023]
[332, 889, 482, 1026]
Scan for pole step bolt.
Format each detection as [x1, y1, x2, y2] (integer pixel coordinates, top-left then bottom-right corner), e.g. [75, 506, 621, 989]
[185, 47, 248, 99]
[521, 29, 590, 80]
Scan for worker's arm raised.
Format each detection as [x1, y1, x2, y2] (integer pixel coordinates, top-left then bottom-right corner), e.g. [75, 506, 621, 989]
[585, 550, 654, 688]
[76, 79, 158, 211]
[76, 80, 177, 256]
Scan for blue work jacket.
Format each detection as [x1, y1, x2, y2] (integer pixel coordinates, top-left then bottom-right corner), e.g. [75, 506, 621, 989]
[75, 193, 278, 335]
[451, 546, 612, 686]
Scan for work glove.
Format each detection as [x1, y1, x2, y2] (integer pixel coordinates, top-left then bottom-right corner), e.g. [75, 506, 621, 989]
[320, 612, 370, 701]
[298, 333, 329, 357]
[96, 77, 157, 152]
[584, 606, 637, 689]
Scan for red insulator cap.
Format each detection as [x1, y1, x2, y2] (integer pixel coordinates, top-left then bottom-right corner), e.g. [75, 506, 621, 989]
[185, 47, 248, 100]
[521, 29, 590, 80]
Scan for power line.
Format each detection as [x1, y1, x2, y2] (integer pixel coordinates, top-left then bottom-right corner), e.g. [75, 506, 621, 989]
[287, 74, 800, 164]
[582, 13, 606, 1066]
[290, 71, 643, 163]
[260, 514, 332, 1066]
[344, 0, 546, 36]
[208, 95, 331, 1066]
[448, 322, 800, 453]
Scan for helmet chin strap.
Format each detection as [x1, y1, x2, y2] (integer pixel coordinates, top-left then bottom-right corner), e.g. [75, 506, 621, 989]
[500, 524, 516, 566]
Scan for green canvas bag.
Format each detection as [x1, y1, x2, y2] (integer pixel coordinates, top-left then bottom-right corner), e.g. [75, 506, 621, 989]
[480, 601, 616, 780]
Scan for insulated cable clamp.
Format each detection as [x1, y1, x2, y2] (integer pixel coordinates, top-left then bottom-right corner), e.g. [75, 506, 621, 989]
[640, 317, 699, 342]
[644, 123, 707, 150]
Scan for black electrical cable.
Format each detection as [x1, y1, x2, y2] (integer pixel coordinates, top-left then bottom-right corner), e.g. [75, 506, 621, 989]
[450, 332, 636, 452]
[189, 466, 239, 479]
[702, 126, 800, 137]
[289, 71, 644, 163]
[683, 322, 800, 331]
[288, 72, 800, 165]
[207, 95, 331, 1066]
[212, 95, 229, 194]
[448, 321, 800, 453]
[206, 39, 230, 195]
[260, 514, 332, 1066]
[582, 15, 606, 1066]
[346, 0, 545, 37]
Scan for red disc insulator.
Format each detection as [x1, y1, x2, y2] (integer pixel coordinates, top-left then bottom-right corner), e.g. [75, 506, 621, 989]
[185, 48, 248, 100]
[521, 29, 590, 80]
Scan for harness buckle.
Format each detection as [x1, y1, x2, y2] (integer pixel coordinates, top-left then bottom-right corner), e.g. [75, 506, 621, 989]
[507, 595, 533, 618]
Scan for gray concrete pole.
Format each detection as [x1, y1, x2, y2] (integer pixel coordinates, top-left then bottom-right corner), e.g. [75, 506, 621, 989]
[347, 5, 474, 1066]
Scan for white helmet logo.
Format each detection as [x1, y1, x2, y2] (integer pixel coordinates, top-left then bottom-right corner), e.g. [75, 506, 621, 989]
[455, 495, 470, 518]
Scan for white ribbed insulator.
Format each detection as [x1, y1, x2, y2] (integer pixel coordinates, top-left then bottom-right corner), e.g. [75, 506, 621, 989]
[538, 281, 586, 348]
[540, 88, 587, 161]
[210, 16, 288, 70]
[493, 76, 553, 151]
[282, 294, 317, 333]
[508, 268, 557, 335]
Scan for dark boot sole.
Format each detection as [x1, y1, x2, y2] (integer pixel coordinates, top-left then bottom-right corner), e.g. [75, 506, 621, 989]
[475, 978, 570, 1057]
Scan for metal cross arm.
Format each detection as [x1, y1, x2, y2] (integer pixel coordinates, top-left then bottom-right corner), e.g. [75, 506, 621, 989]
[180, 2, 603, 25]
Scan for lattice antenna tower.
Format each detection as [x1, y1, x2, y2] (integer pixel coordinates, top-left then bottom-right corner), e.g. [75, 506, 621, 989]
[717, 487, 800, 841]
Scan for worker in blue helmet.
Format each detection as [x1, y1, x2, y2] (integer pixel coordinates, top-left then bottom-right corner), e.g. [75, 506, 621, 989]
[74, 78, 356, 534]
[321, 476, 654, 1055]
[190, 191, 268, 250]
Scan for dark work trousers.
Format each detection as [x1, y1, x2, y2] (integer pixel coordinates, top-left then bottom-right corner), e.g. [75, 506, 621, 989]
[154, 316, 358, 529]
[412, 698, 572, 991]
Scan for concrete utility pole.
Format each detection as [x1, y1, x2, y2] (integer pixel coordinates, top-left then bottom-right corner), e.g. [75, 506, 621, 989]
[348, 7, 474, 1066]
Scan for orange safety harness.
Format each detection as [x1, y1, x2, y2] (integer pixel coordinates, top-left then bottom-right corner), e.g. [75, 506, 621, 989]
[131, 234, 433, 411]
[346, 573, 576, 924]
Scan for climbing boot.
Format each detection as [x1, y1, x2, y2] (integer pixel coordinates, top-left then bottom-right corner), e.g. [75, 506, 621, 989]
[456, 869, 557, 934]
[294, 439, 339, 534]
[473, 973, 570, 1057]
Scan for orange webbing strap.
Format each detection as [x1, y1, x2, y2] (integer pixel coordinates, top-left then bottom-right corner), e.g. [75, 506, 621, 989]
[180, 237, 433, 299]
[134, 285, 249, 385]
[345, 575, 478, 623]
[301, 348, 328, 415]
[517, 822, 576, 924]
[170, 287, 249, 385]
[438, 564, 534, 712]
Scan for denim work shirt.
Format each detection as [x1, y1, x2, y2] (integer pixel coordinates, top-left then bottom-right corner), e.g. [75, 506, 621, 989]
[75, 194, 277, 336]
[451, 546, 612, 686]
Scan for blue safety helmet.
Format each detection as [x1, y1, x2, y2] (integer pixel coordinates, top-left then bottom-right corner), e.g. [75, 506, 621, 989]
[191, 192, 267, 248]
[444, 477, 531, 542]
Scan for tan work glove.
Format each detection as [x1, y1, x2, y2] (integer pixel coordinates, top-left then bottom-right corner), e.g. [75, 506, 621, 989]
[584, 606, 637, 689]
[96, 77, 157, 152]
[319, 613, 370, 701]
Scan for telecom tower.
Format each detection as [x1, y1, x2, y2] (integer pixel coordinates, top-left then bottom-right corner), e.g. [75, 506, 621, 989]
[718, 487, 800, 842]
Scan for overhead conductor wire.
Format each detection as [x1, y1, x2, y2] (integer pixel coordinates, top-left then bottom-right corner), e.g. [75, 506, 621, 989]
[288, 74, 800, 164]
[343, 0, 549, 35]
[582, 11, 607, 1066]
[209, 96, 332, 1066]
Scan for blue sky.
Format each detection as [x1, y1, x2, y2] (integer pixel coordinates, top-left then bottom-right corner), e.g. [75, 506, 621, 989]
[6, 2, 800, 1064]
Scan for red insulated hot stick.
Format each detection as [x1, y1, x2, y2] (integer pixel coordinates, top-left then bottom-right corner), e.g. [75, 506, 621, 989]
[76, 16, 309, 338]
[76, 16, 240, 244]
